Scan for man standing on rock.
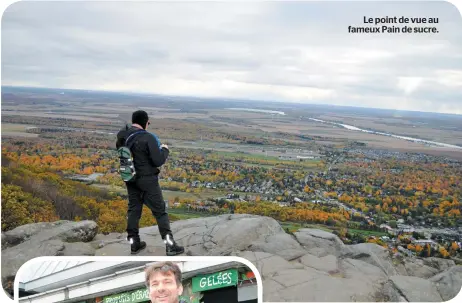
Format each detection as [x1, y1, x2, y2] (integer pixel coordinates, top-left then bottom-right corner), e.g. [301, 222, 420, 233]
[145, 261, 186, 303]
[116, 110, 184, 256]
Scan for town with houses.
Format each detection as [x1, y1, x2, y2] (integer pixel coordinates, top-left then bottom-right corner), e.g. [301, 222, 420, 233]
[65, 146, 462, 261]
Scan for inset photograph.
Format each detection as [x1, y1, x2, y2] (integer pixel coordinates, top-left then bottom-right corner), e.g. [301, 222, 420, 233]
[15, 258, 260, 303]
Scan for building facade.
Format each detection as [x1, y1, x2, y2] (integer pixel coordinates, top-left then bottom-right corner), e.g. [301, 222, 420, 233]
[18, 260, 258, 303]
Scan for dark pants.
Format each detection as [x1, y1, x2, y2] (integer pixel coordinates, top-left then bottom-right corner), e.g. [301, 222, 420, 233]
[126, 175, 172, 241]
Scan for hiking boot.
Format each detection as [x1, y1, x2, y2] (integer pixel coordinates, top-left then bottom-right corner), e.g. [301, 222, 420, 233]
[129, 237, 147, 255]
[164, 234, 185, 256]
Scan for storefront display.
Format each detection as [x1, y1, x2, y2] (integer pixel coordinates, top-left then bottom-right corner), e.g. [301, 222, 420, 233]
[98, 267, 256, 303]
[18, 261, 258, 303]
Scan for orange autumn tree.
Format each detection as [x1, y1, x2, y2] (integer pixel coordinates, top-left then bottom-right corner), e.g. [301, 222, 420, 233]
[407, 244, 416, 251]
[426, 244, 432, 257]
[82, 167, 94, 174]
[439, 247, 450, 258]
[450, 242, 459, 253]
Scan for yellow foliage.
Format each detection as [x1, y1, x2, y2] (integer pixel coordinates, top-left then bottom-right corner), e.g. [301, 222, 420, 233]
[439, 247, 450, 258]
[1, 184, 58, 231]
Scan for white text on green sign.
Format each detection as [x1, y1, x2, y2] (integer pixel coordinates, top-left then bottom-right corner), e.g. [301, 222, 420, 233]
[103, 288, 148, 303]
[192, 269, 238, 292]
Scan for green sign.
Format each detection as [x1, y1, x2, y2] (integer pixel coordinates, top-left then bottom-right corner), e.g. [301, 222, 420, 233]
[103, 287, 149, 303]
[192, 269, 238, 293]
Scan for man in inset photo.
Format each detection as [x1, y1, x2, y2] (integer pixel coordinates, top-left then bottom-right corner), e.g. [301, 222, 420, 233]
[145, 261, 185, 303]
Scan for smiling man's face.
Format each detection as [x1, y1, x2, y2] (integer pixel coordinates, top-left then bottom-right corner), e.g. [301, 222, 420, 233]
[148, 271, 183, 303]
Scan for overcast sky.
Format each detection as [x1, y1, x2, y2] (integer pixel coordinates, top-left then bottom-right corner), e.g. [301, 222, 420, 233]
[2, 1, 462, 114]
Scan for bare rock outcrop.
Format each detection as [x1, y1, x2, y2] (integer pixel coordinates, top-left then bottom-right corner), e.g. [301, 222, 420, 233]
[3, 215, 461, 302]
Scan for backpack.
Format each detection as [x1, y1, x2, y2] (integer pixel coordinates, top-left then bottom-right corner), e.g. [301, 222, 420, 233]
[117, 130, 146, 182]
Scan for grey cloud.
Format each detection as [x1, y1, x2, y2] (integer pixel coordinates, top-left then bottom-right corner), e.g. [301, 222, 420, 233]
[2, 1, 462, 114]
[185, 56, 262, 70]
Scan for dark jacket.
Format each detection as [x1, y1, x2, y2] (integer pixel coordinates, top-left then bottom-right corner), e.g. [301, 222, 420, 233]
[116, 124, 169, 177]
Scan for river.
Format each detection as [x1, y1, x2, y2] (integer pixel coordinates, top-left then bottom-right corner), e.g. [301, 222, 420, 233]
[309, 118, 462, 150]
[227, 108, 286, 115]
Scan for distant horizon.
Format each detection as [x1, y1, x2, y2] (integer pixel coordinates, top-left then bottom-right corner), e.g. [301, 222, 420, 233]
[3, 85, 461, 117]
[2, 1, 462, 116]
